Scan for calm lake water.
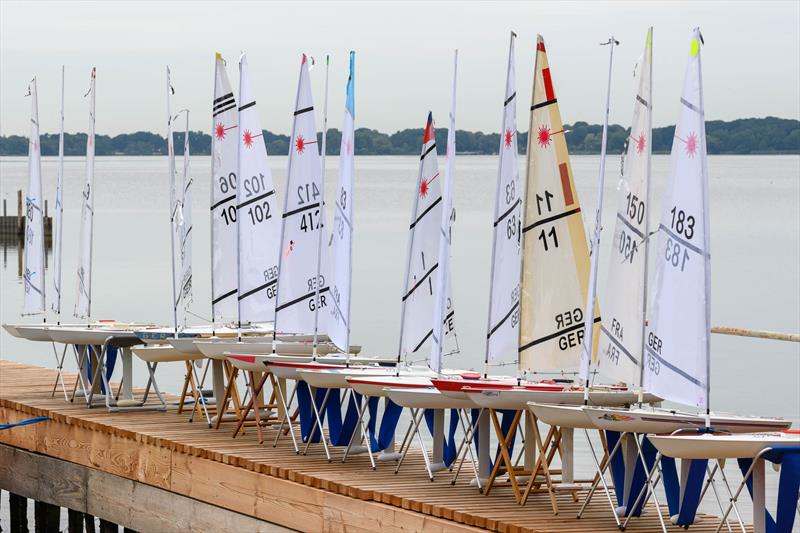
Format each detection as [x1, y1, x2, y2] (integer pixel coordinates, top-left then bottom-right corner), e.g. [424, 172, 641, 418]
[1, 154, 798, 525]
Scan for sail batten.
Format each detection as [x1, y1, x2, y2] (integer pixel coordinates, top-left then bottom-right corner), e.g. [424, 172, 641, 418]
[74, 68, 96, 320]
[236, 54, 281, 326]
[210, 54, 239, 325]
[518, 36, 598, 373]
[274, 54, 329, 336]
[643, 28, 710, 410]
[328, 52, 356, 353]
[23, 77, 45, 316]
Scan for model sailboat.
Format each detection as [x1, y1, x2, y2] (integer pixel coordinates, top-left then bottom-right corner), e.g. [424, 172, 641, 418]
[22, 77, 46, 318]
[584, 29, 789, 434]
[75, 68, 96, 322]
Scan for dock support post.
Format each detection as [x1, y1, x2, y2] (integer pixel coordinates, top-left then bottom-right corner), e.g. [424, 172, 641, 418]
[99, 518, 118, 533]
[84, 513, 96, 532]
[68, 509, 83, 533]
[9, 491, 28, 533]
[34, 500, 60, 532]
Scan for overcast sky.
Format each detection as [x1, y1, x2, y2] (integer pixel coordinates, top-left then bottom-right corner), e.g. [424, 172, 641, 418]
[1, 1, 798, 137]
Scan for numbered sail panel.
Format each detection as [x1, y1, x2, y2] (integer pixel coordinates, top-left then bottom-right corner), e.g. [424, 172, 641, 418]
[644, 31, 709, 409]
[211, 54, 239, 324]
[23, 77, 46, 315]
[518, 36, 599, 373]
[597, 28, 652, 386]
[75, 67, 96, 320]
[328, 54, 356, 353]
[275, 55, 331, 336]
[237, 54, 281, 324]
[486, 34, 522, 364]
[399, 115, 456, 359]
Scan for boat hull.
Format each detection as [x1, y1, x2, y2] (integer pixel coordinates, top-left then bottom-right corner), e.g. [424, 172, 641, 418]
[648, 431, 800, 459]
[132, 345, 204, 363]
[528, 403, 597, 429]
[47, 326, 147, 346]
[385, 387, 477, 409]
[465, 387, 642, 410]
[583, 406, 793, 434]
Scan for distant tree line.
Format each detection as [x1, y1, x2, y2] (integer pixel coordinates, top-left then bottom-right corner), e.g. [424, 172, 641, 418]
[0, 117, 796, 156]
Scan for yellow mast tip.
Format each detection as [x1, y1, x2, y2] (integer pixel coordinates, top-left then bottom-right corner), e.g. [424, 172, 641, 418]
[215, 52, 222, 60]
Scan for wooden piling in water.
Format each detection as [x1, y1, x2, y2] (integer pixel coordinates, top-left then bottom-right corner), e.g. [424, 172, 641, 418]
[9, 491, 28, 533]
[34, 499, 60, 532]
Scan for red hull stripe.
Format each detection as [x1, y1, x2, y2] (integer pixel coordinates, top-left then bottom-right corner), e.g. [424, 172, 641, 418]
[542, 68, 555, 101]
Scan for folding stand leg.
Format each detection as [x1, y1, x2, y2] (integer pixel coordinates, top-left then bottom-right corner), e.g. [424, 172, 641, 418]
[451, 409, 482, 489]
[271, 375, 299, 453]
[70, 344, 89, 402]
[231, 371, 269, 443]
[620, 445, 667, 532]
[176, 361, 193, 414]
[303, 387, 332, 461]
[144, 362, 167, 410]
[395, 408, 433, 480]
[87, 343, 108, 408]
[697, 462, 736, 533]
[483, 409, 523, 502]
[214, 367, 239, 430]
[50, 342, 69, 400]
[520, 421, 560, 512]
[190, 361, 212, 426]
[342, 393, 376, 469]
[575, 429, 620, 526]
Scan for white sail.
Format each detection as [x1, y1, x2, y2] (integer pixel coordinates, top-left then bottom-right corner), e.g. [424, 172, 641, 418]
[398, 113, 456, 360]
[431, 51, 458, 374]
[166, 67, 184, 331]
[275, 54, 329, 335]
[643, 29, 710, 410]
[519, 37, 599, 373]
[74, 67, 96, 320]
[578, 37, 617, 384]
[51, 66, 65, 317]
[210, 54, 239, 325]
[598, 29, 653, 387]
[22, 77, 46, 316]
[236, 53, 281, 325]
[180, 110, 193, 315]
[485, 32, 522, 366]
[328, 52, 355, 353]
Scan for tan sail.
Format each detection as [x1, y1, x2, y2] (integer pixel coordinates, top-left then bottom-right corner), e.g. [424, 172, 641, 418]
[519, 35, 600, 373]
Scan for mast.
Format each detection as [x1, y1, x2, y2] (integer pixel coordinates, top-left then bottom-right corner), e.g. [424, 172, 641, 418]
[580, 37, 617, 403]
[638, 28, 653, 403]
[696, 27, 710, 417]
[312, 55, 330, 360]
[166, 66, 180, 334]
[52, 65, 65, 323]
[431, 50, 458, 375]
[484, 31, 521, 378]
[329, 51, 356, 357]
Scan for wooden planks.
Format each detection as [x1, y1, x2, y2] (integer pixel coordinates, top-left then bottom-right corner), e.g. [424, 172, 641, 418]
[0, 361, 740, 533]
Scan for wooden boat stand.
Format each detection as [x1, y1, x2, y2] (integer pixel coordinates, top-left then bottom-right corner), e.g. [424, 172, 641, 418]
[226, 369, 279, 444]
[211, 362, 248, 429]
[521, 423, 610, 515]
[175, 359, 213, 425]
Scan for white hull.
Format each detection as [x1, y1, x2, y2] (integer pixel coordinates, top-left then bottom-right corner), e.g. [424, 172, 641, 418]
[4, 323, 54, 342]
[232, 355, 392, 376]
[583, 406, 792, 434]
[132, 344, 204, 363]
[465, 387, 643, 411]
[347, 371, 440, 398]
[386, 387, 476, 409]
[297, 366, 396, 389]
[47, 325, 149, 346]
[528, 403, 597, 429]
[649, 431, 800, 460]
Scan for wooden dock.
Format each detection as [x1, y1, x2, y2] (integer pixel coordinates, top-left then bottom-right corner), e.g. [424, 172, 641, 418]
[0, 361, 741, 532]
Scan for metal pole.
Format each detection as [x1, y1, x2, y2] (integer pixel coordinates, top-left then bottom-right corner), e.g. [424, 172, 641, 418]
[581, 36, 618, 404]
[312, 55, 330, 360]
